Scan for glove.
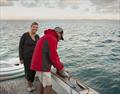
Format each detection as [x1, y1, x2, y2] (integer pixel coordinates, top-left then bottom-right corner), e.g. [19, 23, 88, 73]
[57, 69, 70, 78]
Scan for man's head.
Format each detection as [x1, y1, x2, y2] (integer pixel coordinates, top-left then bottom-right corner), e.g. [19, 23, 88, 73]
[54, 27, 64, 41]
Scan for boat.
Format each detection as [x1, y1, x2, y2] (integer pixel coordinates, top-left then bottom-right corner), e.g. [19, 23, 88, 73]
[0, 58, 24, 81]
[0, 58, 99, 94]
[51, 69, 99, 94]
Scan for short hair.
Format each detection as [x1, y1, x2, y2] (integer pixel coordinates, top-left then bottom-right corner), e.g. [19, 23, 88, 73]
[31, 22, 38, 27]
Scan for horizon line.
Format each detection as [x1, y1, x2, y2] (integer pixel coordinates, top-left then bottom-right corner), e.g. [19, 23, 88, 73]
[0, 18, 120, 21]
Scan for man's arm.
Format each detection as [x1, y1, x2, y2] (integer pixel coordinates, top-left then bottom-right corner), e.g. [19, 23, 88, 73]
[49, 38, 64, 71]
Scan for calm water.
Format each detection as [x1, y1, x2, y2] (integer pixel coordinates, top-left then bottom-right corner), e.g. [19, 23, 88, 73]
[0, 20, 120, 94]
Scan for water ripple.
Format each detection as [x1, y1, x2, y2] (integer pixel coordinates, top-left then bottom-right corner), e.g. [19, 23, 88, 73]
[0, 20, 120, 94]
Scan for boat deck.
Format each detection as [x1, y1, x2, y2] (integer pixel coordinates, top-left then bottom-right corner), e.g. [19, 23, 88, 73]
[0, 77, 57, 94]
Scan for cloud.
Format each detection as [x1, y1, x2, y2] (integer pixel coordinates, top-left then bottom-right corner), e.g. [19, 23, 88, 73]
[0, 0, 14, 6]
[1, 0, 119, 13]
[20, 0, 39, 7]
[90, 0, 120, 13]
[42, 0, 59, 8]
[58, 0, 80, 9]
[19, 0, 60, 8]
[90, 0, 114, 6]
[20, 0, 81, 9]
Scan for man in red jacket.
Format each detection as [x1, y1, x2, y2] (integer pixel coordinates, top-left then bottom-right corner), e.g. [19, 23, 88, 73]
[31, 27, 68, 94]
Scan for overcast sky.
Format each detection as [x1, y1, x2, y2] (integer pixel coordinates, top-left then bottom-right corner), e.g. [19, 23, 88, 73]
[0, 0, 120, 20]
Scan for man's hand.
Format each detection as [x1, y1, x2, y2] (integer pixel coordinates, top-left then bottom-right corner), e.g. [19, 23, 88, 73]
[57, 69, 70, 78]
[20, 60, 24, 64]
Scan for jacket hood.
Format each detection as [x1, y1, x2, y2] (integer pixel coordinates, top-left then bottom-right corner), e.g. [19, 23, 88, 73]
[44, 29, 58, 41]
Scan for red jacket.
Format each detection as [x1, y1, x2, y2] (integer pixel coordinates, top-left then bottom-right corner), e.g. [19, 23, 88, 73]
[31, 29, 64, 72]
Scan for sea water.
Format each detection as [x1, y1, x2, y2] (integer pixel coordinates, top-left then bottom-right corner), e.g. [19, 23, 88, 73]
[0, 20, 120, 94]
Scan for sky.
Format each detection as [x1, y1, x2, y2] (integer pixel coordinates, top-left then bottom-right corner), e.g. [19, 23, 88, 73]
[0, 0, 120, 20]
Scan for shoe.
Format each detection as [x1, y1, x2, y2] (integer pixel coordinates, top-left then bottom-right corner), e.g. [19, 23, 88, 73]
[27, 86, 36, 92]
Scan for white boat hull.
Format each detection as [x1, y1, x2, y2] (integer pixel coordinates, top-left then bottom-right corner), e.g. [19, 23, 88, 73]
[0, 59, 25, 81]
[51, 69, 99, 94]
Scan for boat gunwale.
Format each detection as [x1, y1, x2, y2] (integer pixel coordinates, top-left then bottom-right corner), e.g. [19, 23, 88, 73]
[51, 71, 99, 94]
[52, 71, 82, 94]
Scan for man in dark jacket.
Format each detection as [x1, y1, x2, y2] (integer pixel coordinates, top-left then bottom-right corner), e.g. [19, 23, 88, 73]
[31, 27, 68, 94]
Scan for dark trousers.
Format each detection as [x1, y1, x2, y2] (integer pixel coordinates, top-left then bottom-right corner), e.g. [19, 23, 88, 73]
[23, 58, 36, 82]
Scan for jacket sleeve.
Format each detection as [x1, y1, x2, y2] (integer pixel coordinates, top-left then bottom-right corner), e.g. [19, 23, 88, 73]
[49, 38, 64, 71]
[19, 34, 25, 60]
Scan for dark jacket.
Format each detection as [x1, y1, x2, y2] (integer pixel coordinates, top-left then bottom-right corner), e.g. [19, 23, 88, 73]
[19, 32, 39, 60]
[31, 29, 64, 72]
